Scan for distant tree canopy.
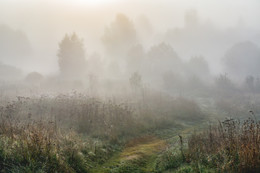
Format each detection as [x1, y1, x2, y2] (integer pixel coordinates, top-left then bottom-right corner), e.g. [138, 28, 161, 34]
[187, 56, 210, 80]
[162, 72, 184, 92]
[147, 42, 181, 73]
[215, 74, 234, 91]
[244, 75, 255, 91]
[87, 53, 103, 76]
[0, 62, 22, 80]
[224, 41, 260, 78]
[57, 33, 87, 79]
[25, 71, 44, 84]
[126, 44, 145, 74]
[0, 24, 31, 63]
[129, 72, 142, 90]
[136, 15, 153, 35]
[184, 9, 199, 29]
[102, 13, 137, 57]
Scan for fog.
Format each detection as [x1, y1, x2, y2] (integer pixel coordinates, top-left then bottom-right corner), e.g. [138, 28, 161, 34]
[1, 1, 260, 172]
[0, 0, 259, 75]
[0, 0, 260, 110]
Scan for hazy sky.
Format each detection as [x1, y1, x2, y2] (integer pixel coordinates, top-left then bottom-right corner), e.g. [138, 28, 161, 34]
[0, 0, 259, 74]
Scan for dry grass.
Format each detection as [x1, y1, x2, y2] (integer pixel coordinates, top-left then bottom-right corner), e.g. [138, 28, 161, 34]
[0, 93, 204, 142]
[187, 116, 260, 172]
[0, 92, 205, 172]
[0, 103, 115, 172]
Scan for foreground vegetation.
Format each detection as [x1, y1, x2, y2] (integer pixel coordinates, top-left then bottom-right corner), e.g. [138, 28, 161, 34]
[157, 116, 260, 173]
[0, 92, 205, 172]
[1, 92, 260, 172]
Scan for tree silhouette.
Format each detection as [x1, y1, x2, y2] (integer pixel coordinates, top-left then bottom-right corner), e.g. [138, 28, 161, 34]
[184, 9, 199, 29]
[147, 42, 181, 74]
[224, 41, 260, 78]
[25, 71, 44, 84]
[57, 33, 87, 79]
[102, 13, 137, 57]
[215, 74, 233, 90]
[187, 56, 210, 81]
[245, 75, 255, 91]
[126, 44, 144, 74]
[129, 72, 142, 90]
[0, 24, 31, 65]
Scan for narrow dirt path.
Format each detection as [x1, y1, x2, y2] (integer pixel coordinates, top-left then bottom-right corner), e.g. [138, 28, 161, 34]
[121, 136, 167, 161]
[90, 136, 168, 173]
[90, 124, 201, 173]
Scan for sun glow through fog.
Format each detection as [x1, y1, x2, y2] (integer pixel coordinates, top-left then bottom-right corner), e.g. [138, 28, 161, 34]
[78, 0, 112, 6]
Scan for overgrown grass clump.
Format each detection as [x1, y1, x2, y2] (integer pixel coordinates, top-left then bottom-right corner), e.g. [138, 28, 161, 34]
[188, 117, 260, 172]
[0, 117, 116, 172]
[157, 117, 260, 173]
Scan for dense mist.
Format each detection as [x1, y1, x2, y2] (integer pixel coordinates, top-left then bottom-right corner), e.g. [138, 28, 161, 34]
[0, 0, 259, 76]
[0, 0, 259, 102]
[0, 1, 260, 172]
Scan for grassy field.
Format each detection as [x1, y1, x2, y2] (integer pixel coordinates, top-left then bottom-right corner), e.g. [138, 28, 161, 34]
[0, 91, 259, 172]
